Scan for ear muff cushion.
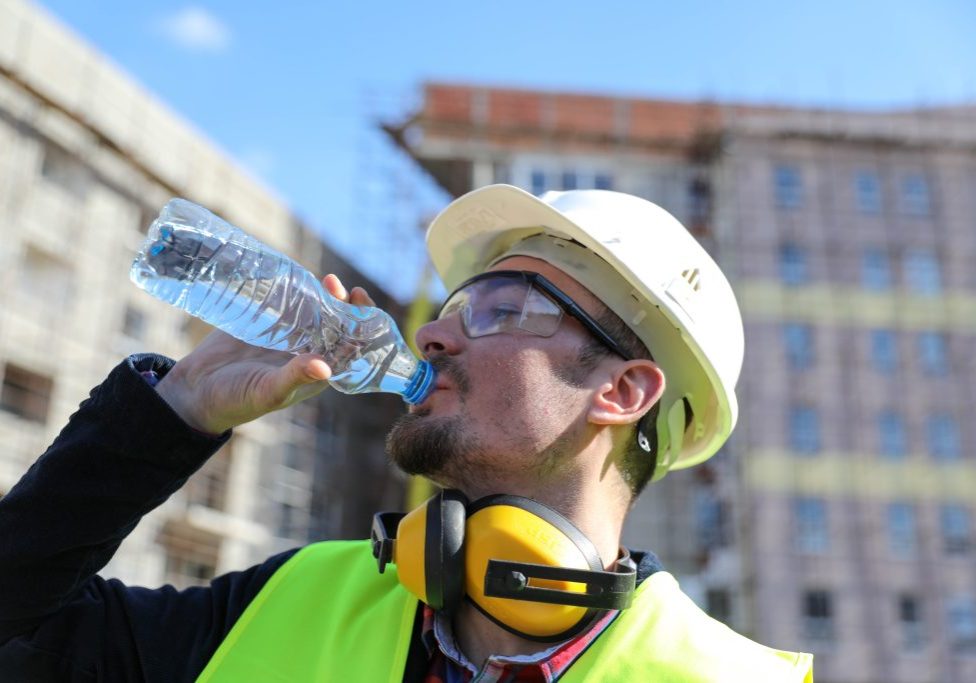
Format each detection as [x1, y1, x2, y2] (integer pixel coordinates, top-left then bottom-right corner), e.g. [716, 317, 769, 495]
[463, 495, 603, 640]
[425, 489, 468, 614]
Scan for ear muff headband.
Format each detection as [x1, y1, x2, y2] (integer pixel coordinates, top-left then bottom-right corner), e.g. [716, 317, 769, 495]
[371, 490, 468, 612]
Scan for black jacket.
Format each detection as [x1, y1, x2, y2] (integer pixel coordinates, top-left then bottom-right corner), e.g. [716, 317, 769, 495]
[0, 354, 661, 682]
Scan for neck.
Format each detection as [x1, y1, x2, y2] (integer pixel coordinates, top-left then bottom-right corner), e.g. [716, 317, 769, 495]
[446, 439, 631, 664]
[452, 439, 631, 568]
[452, 600, 550, 667]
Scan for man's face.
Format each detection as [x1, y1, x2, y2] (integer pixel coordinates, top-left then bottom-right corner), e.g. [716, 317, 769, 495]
[386, 256, 613, 489]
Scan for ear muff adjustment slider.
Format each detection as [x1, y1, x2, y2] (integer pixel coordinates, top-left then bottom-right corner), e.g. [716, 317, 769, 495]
[484, 557, 636, 610]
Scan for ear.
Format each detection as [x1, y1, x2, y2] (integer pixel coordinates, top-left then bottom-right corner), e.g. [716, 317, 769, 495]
[587, 360, 665, 426]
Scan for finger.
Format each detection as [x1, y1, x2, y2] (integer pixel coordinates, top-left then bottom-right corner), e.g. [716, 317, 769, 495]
[296, 354, 332, 382]
[348, 286, 375, 307]
[269, 354, 332, 406]
[323, 274, 348, 302]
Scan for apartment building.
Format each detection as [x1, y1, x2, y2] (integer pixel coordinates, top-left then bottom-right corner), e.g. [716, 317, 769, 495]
[387, 82, 976, 683]
[0, 0, 404, 590]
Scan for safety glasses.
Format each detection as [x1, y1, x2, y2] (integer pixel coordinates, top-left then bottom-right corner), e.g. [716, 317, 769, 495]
[437, 271, 631, 360]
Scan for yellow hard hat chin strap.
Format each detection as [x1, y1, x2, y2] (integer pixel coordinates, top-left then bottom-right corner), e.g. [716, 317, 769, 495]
[652, 399, 687, 480]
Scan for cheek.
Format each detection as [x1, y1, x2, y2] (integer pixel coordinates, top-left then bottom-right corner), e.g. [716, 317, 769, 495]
[492, 351, 580, 417]
[464, 349, 536, 415]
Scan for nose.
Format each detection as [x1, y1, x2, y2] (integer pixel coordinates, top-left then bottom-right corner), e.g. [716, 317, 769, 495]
[415, 313, 466, 358]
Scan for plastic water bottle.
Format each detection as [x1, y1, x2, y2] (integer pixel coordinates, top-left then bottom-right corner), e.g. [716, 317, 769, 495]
[129, 198, 435, 404]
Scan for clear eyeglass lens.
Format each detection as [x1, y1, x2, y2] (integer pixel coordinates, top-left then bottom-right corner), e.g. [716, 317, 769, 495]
[439, 291, 468, 319]
[465, 278, 528, 337]
[440, 277, 563, 339]
[517, 285, 562, 337]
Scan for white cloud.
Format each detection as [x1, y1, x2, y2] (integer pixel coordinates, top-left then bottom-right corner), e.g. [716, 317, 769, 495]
[157, 7, 232, 53]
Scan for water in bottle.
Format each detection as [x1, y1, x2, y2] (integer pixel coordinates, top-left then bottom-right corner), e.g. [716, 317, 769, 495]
[129, 198, 434, 404]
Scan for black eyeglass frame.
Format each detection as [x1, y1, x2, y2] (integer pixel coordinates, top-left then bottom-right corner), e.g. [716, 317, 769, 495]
[438, 270, 632, 361]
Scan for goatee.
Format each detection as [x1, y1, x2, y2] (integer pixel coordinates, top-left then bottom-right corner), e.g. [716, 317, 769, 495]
[386, 353, 484, 478]
[385, 410, 466, 477]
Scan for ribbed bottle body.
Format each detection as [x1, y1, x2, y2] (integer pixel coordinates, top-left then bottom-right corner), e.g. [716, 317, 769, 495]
[130, 199, 433, 403]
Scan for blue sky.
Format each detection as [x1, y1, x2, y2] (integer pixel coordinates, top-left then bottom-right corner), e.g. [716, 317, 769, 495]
[37, 0, 976, 300]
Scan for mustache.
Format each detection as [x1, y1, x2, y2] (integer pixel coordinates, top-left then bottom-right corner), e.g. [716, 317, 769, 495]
[428, 354, 470, 396]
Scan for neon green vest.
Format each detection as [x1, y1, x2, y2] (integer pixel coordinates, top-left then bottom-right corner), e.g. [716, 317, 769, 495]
[197, 541, 813, 682]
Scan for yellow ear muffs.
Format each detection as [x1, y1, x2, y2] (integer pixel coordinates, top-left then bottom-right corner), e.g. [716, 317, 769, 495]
[464, 495, 633, 641]
[370, 491, 636, 642]
[371, 490, 467, 613]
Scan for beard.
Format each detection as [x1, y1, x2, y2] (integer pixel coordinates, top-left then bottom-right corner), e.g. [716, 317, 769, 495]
[385, 410, 468, 477]
[385, 354, 482, 479]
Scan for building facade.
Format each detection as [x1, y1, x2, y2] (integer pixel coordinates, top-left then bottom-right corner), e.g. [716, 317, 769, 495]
[387, 82, 976, 683]
[0, 0, 405, 590]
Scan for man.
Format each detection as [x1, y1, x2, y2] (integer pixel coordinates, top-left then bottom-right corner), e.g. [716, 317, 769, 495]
[0, 185, 813, 681]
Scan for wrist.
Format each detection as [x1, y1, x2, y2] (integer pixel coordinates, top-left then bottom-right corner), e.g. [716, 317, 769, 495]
[154, 369, 224, 437]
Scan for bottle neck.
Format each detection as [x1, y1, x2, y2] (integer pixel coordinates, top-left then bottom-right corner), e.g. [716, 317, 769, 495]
[400, 359, 435, 404]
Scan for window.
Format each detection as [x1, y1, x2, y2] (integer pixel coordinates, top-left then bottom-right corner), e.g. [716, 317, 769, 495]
[492, 162, 511, 185]
[282, 441, 309, 471]
[904, 249, 942, 294]
[855, 171, 882, 214]
[594, 173, 614, 191]
[779, 244, 809, 286]
[861, 248, 892, 291]
[898, 594, 925, 650]
[0, 363, 54, 424]
[706, 588, 732, 624]
[695, 490, 731, 549]
[794, 497, 829, 554]
[530, 170, 547, 196]
[878, 411, 907, 458]
[165, 553, 215, 586]
[803, 590, 835, 641]
[917, 332, 948, 376]
[689, 177, 711, 225]
[947, 597, 976, 652]
[158, 523, 219, 589]
[783, 323, 814, 370]
[774, 165, 803, 209]
[186, 443, 233, 511]
[278, 501, 310, 540]
[21, 245, 74, 307]
[900, 174, 932, 216]
[886, 502, 917, 557]
[121, 305, 147, 340]
[941, 505, 971, 554]
[790, 406, 821, 454]
[560, 171, 578, 191]
[870, 330, 898, 374]
[40, 144, 90, 198]
[927, 413, 961, 460]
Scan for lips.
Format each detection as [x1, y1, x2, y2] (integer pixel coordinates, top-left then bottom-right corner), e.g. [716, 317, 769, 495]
[408, 381, 449, 413]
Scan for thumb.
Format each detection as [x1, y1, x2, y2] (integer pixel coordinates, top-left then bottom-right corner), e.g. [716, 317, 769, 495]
[295, 354, 332, 382]
[268, 354, 332, 405]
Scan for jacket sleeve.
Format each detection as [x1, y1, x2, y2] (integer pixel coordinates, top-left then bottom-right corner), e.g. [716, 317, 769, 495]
[0, 354, 298, 682]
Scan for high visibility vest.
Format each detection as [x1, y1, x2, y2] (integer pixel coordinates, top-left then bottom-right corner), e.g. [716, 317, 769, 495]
[197, 540, 813, 682]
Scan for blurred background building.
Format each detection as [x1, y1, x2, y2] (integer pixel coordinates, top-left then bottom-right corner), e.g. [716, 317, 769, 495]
[0, 0, 404, 589]
[3, 0, 976, 681]
[384, 83, 976, 683]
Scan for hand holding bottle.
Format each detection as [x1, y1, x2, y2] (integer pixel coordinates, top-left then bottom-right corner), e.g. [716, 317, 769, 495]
[155, 275, 375, 435]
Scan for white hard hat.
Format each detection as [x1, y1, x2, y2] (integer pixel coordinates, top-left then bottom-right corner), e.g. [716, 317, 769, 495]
[425, 184, 744, 481]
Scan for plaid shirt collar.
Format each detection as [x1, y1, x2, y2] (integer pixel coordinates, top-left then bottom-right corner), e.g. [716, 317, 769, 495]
[420, 604, 620, 683]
